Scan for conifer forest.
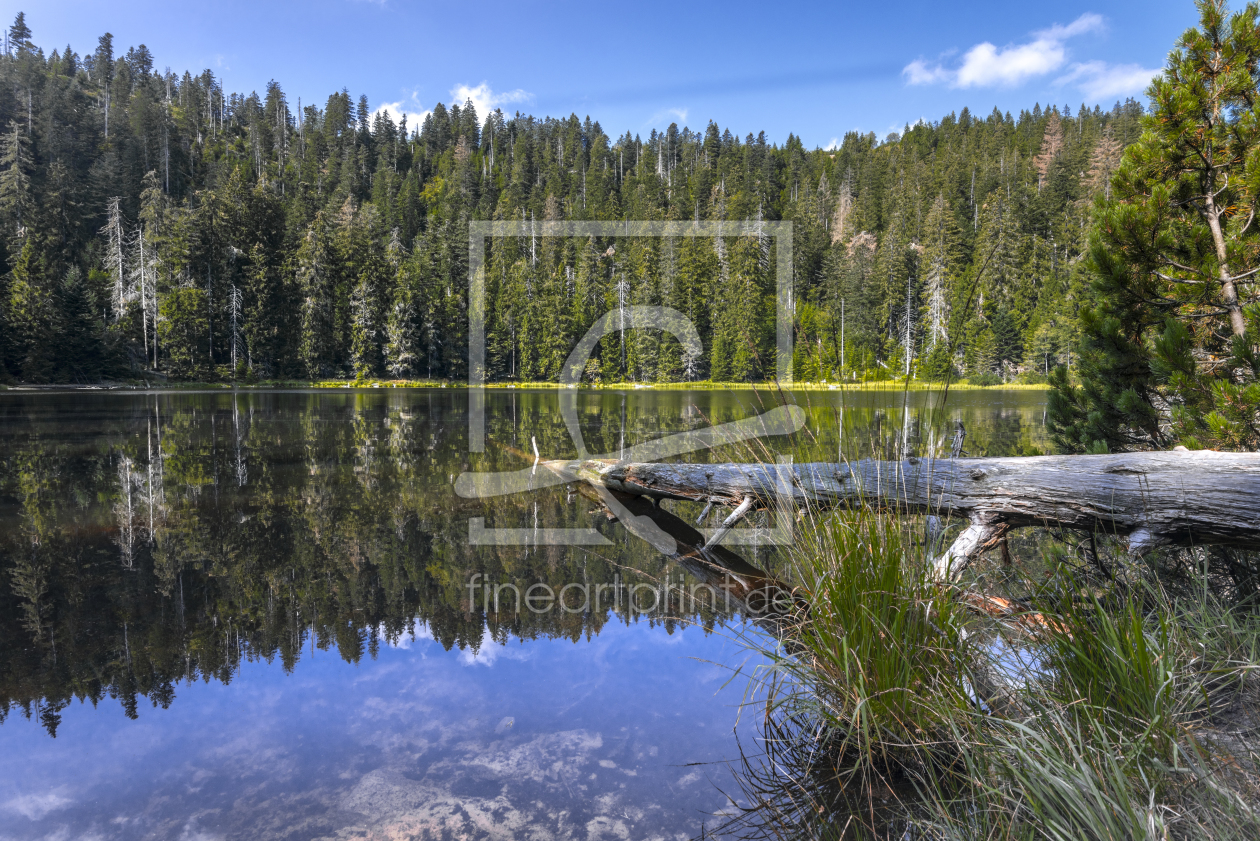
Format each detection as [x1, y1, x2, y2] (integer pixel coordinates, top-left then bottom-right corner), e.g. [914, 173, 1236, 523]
[0, 11, 1147, 387]
[5, 3, 1260, 837]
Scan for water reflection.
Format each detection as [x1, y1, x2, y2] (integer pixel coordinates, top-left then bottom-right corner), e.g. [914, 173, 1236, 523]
[0, 387, 1048, 838]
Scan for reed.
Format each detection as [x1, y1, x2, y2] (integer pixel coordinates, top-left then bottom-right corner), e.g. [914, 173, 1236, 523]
[722, 507, 1260, 840]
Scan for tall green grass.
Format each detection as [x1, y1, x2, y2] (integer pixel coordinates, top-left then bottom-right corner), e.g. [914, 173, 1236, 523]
[720, 506, 979, 838]
[723, 507, 1260, 840]
[780, 508, 974, 775]
[1041, 592, 1186, 760]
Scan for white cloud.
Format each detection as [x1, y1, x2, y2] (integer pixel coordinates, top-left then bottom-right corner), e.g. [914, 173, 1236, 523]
[372, 93, 430, 134]
[905, 13, 1105, 89]
[955, 38, 1068, 88]
[5, 791, 73, 820]
[645, 106, 689, 127]
[1041, 12, 1106, 40]
[372, 83, 531, 134]
[903, 59, 951, 86]
[824, 137, 840, 151]
[450, 82, 533, 119]
[1056, 60, 1159, 100]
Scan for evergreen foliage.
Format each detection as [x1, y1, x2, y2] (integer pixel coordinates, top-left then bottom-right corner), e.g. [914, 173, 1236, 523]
[1050, 0, 1260, 452]
[0, 11, 1147, 385]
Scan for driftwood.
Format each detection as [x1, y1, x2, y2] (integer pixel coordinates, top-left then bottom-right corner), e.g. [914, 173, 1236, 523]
[551, 450, 1260, 581]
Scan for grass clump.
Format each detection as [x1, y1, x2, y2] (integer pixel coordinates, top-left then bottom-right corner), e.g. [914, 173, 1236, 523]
[724, 512, 1260, 840]
[722, 507, 978, 837]
[781, 509, 974, 775]
[1041, 592, 1187, 760]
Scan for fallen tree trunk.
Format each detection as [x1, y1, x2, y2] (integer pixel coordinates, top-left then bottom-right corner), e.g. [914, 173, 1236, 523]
[570, 474, 1072, 648]
[554, 450, 1260, 581]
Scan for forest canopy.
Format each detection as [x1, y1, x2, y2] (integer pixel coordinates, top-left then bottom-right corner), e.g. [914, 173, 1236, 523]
[0, 11, 1145, 385]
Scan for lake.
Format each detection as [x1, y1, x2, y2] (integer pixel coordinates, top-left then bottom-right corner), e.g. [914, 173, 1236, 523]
[0, 386, 1049, 840]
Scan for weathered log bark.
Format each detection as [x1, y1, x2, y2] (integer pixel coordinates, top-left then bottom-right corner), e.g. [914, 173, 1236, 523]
[551, 451, 1260, 581]
[571, 477, 1065, 643]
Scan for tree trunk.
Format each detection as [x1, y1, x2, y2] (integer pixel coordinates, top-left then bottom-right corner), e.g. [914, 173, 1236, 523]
[559, 450, 1260, 581]
[1204, 192, 1248, 337]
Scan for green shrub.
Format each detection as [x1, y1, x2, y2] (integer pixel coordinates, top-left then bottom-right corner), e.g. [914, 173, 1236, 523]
[968, 372, 1003, 387]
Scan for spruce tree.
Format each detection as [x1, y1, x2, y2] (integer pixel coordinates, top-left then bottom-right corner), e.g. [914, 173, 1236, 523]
[298, 213, 338, 378]
[0, 120, 32, 254]
[7, 239, 54, 380]
[384, 250, 420, 378]
[7, 13, 32, 54]
[56, 266, 110, 382]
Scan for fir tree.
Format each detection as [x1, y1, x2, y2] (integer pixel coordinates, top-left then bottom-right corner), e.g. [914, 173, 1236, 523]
[7, 239, 54, 380]
[298, 213, 338, 378]
[921, 194, 961, 353]
[7, 12, 32, 55]
[56, 266, 111, 382]
[384, 241, 420, 378]
[0, 120, 32, 253]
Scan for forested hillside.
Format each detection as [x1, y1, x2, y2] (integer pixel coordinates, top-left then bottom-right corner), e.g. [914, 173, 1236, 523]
[0, 12, 1145, 384]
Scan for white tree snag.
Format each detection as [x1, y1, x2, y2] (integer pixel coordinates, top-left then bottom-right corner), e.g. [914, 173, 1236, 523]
[555, 450, 1260, 581]
[933, 514, 1010, 582]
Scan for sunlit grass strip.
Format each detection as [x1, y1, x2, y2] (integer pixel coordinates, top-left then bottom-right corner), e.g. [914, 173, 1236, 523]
[47, 377, 1049, 390]
[297, 378, 1048, 390]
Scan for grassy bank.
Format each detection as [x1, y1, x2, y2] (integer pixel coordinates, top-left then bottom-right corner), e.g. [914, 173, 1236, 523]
[721, 506, 1260, 839]
[475, 379, 1050, 392]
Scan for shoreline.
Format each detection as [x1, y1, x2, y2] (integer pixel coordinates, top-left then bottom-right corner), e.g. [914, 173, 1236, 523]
[0, 379, 1052, 393]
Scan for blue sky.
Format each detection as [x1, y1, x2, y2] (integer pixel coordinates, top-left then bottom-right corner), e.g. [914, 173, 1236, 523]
[11, 0, 1197, 148]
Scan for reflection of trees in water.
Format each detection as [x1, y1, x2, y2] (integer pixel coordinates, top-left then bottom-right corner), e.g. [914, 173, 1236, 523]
[0, 389, 1047, 737]
[232, 398, 248, 487]
[114, 406, 169, 570]
[114, 455, 137, 568]
[0, 392, 745, 737]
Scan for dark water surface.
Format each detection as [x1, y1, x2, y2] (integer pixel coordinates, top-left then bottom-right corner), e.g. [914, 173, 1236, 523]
[0, 387, 1048, 840]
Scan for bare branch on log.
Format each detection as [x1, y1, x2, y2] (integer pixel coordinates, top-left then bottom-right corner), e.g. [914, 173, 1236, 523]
[705, 496, 755, 549]
[935, 514, 1010, 581]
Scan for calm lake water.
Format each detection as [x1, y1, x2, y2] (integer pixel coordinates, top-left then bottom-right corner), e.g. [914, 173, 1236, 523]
[0, 387, 1049, 840]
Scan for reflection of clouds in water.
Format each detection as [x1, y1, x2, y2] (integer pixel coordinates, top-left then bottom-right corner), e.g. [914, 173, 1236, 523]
[0, 624, 740, 840]
[382, 618, 435, 650]
[34, 830, 107, 841]
[459, 628, 532, 667]
[334, 729, 681, 841]
[468, 729, 602, 782]
[646, 625, 690, 647]
[179, 820, 224, 841]
[3, 791, 72, 820]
